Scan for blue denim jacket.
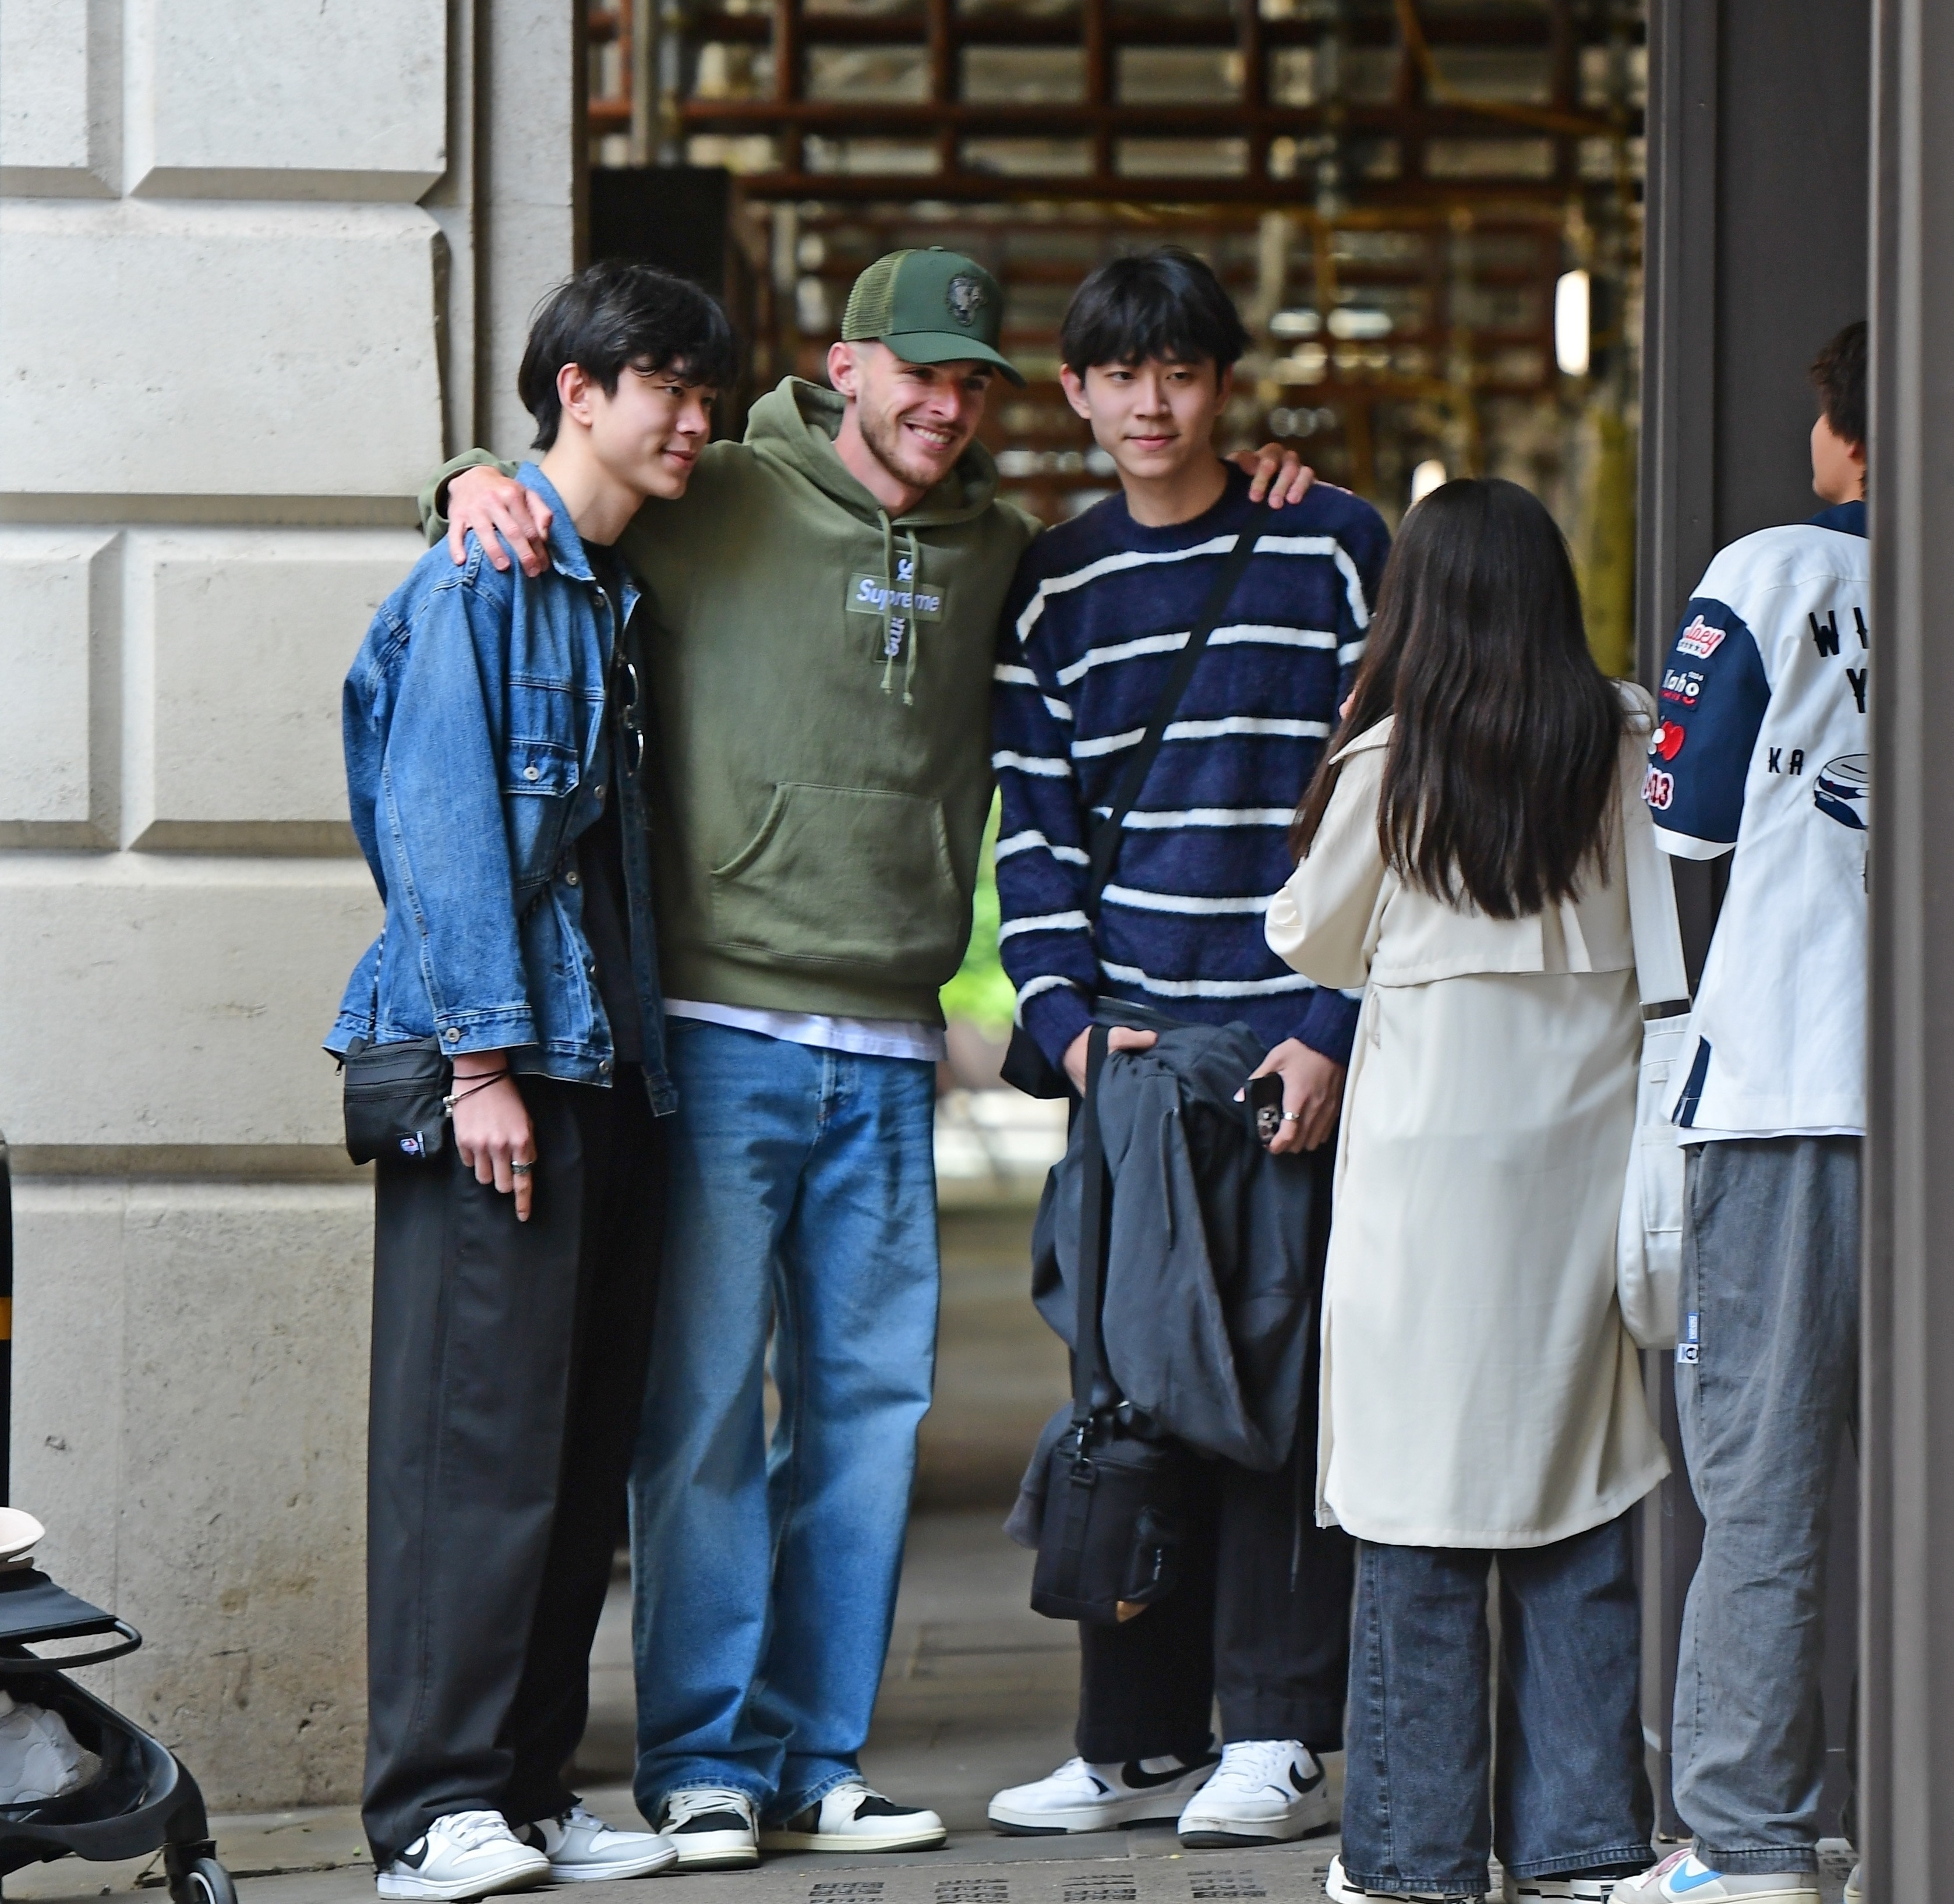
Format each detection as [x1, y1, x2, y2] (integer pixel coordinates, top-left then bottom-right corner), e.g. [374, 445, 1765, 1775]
[326, 465, 674, 1112]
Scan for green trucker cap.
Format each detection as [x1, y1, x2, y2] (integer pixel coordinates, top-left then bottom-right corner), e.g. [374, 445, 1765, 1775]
[842, 247, 1025, 386]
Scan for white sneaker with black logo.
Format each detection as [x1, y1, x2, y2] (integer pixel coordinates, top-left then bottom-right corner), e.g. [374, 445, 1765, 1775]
[1324, 1853, 1474, 1903]
[375, 1810, 550, 1901]
[1503, 1869, 1646, 1901]
[1176, 1740, 1334, 1846]
[988, 1753, 1220, 1835]
[654, 1788, 759, 1871]
[759, 1780, 946, 1853]
[518, 1804, 677, 1881]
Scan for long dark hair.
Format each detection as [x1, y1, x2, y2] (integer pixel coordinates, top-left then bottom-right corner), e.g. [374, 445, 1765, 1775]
[1291, 478, 1623, 920]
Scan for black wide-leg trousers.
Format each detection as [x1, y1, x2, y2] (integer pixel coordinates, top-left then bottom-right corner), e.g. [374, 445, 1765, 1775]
[362, 1070, 663, 1866]
[1075, 1140, 1355, 1762]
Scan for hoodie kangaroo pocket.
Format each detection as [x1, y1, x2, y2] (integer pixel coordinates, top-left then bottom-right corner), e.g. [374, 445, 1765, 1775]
[711, 781, 966, 979]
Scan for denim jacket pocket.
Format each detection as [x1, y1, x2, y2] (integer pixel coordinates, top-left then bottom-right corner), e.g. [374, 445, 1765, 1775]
[504, 738, 580, 891]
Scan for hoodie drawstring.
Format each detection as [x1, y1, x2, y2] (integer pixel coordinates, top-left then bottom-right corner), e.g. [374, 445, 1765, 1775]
[874, 515, 925, 707]
[901, 529, 923, 707]
[876, 511, 899, 695]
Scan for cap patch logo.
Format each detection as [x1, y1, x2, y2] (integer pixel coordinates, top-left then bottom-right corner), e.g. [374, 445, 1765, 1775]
[946, 274, 987, 327]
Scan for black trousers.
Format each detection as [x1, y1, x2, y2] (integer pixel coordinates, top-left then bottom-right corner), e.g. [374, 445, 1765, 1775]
[362, 1070, 663, 1866]
[1075, 1140, 1355, 1763]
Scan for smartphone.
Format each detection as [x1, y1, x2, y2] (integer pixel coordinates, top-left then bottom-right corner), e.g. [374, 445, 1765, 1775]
[1246, 1072, 1284, 1147]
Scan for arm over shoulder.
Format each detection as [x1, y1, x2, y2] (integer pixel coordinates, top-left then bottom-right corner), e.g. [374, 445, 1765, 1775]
[419, 448, 519, 544]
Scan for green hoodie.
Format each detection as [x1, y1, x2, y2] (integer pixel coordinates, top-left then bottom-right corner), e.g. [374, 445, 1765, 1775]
[423, 377, 1040, 1023]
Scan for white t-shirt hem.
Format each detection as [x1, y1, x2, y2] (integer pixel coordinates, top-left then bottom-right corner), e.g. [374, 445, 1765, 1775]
[665, 998, 946, 1064]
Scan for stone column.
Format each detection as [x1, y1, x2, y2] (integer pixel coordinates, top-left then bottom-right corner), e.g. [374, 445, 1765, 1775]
[0, 0, 576, 1810]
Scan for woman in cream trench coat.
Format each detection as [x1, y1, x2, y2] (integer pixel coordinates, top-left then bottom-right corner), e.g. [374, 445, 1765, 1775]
[1264, 696, 1669, 1549]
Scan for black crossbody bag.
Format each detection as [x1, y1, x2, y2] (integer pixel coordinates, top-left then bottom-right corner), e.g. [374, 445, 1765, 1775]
[1000, 503, 1275, 1100]
[340, 1035, 452, 1165]
[1029, 1025, 1196, 1623]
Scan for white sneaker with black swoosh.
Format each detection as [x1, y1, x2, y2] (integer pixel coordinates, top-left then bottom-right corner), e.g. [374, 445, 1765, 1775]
[375, 1811, 550, 1901]
[1176, 1739, 1334, 1846]
[988, 1752, 1220, 1835]
[1611, 1850, 1820, 1902]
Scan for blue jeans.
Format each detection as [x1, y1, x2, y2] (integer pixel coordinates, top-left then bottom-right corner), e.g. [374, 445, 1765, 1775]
[627, 1020, 939, 1822]
[1342, 1516, 1654, 1899]
[1672, 1137, 1860, 1873]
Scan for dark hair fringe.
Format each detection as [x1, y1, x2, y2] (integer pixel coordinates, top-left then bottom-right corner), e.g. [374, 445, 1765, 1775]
[518, 259, 739, 451]
[1810, 319, 1867, 455]
[1059, 246, 1252, 376]
[1291, 477, 1624, 921]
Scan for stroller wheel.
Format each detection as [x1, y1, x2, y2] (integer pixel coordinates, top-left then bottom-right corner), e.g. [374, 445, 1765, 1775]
[175, 1855, 238, 1904]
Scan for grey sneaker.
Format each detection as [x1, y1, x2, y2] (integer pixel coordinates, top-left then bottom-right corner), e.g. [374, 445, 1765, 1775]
[520, 1805, 677, 1882]
[376, 1811, 550, 1901]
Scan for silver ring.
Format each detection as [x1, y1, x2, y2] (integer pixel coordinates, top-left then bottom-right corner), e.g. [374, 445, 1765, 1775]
[1280, 1110, 1305, 1123]
[509, 1160, 534, 1175]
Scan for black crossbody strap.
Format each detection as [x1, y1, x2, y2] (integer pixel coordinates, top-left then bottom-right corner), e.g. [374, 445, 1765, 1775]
[1071, 1024, 1114, 1430]
[1082, 501, 1274, 919]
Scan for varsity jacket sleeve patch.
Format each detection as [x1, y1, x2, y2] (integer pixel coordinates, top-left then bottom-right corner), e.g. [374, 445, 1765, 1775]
[1645, 594, 1771, 860]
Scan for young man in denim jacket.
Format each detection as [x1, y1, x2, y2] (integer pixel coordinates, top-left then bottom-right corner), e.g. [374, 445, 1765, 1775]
[326, 262, 736, 1902]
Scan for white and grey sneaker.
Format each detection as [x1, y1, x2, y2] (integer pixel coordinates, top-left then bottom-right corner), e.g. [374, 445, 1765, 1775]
[518, 1804, 678, 1881]
[988, 1752, 1220, 1836]
[655, 1788, 759, 1871]
[1612, 1852, 1821, 1903]
[376, 1810, 550, 1901]
[1176, 1739, 1334, 1846]
[759, 1781, 946, 1853]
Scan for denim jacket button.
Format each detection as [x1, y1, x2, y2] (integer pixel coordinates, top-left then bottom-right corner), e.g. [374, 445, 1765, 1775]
[523, 765, 540, 781]
[592, 783, 605, 801]
[443, 1027, 461, 1043]
[565, 869, 581, 887]
[599, 1059, 613, 1075]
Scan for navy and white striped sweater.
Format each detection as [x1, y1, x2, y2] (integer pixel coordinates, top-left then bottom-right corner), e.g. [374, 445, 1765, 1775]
[992, 467, 1390, 1069]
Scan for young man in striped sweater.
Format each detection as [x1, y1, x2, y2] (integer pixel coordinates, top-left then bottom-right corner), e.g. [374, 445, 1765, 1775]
[987, 249, 1389, 1847]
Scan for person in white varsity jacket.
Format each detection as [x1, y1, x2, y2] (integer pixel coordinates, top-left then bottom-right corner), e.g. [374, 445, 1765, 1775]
[985, 249, 1388, 1850]
[1617, 324, 1868, 1904]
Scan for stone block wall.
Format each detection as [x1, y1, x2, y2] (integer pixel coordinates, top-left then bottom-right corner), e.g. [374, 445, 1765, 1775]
[0, 0, 577, 1810]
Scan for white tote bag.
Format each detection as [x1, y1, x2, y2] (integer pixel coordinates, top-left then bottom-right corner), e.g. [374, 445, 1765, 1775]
[1615, 748, 1692, 1351]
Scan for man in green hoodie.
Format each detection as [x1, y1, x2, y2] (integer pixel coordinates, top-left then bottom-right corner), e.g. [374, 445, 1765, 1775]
[429, 248, 1310, 1870]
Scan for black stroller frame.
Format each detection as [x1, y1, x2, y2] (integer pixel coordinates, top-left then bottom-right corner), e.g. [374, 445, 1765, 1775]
[0, 1136, 237, 1904]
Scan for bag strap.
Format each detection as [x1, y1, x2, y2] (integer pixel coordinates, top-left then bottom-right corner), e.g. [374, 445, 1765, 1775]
[1619, 730, 1691, 1012]
[1071, 1025, 1114, 1430]
[1082, 502, 1275, 919]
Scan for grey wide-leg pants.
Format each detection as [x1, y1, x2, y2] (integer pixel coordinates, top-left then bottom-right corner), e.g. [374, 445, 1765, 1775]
[1672, 1135, 1860, 1873]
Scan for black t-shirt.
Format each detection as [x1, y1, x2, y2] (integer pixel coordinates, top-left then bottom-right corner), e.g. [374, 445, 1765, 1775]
[579, 545, 643, 1065]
